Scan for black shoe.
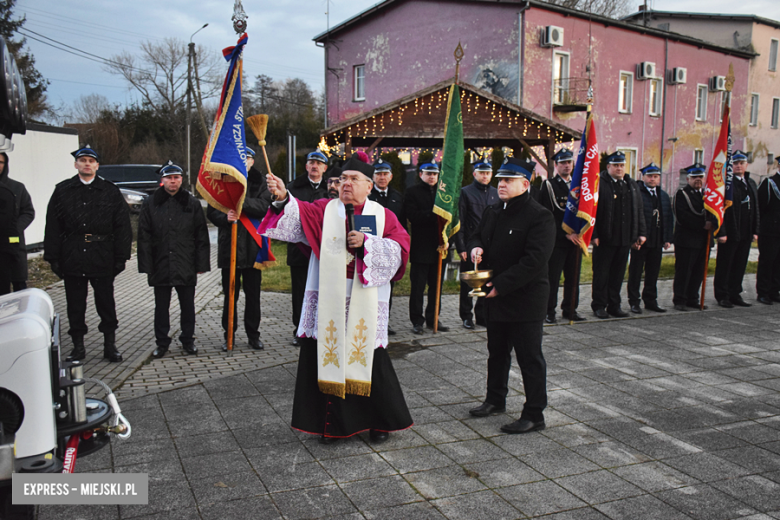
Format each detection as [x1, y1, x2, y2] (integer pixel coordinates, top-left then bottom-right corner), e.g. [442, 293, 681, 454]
[387, 326, 397, 336]
[730, 297, 751, 307]
[469, 402, 506, 417]
[608, 308, 629, 318]
[687, 303, 707, 310]
[103, 332, 123, 363]
[500, 418, 546, 434]
[629, 304, 643, 314]
[248, 337, 264, 350]
[758, 296, 774, 305]
[319, 436, 339, 445]
[545, 312, 557, 324]
[152, 346, 168, 358]
[66, 337, 86, 362]
[412, 324, 424, 335]
[463, 319, 475, 329]
[292, 336, 300, 347]
[562, 311, 586, 322]
[182, 344, 198, 355]
[718, 300, 734, 309]
[593, 308, 609, 319]
[673, 304, 688, 311]
[369, 430, 389, 443]
[771, 294, 780, 303]
[426, 322, 449, 332]
[645, 302, 666, 313]
[221, 341, 232, 352]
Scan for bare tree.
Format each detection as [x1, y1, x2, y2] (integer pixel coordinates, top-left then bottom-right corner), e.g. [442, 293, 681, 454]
[67, 93, 113, 124]
[543, 0, 632, 19]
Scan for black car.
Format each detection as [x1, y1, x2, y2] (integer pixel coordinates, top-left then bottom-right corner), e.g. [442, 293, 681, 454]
[98, 164, 162, 195]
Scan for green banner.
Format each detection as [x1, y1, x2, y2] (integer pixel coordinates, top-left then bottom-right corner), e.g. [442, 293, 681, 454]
[433, 83, 464, 243]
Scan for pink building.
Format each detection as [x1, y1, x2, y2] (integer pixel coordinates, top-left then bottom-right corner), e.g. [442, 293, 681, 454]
[315, 0, 754, 192]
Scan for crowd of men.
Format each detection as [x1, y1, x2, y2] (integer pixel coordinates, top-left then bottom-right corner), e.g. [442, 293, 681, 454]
[1, 143, 778, 442]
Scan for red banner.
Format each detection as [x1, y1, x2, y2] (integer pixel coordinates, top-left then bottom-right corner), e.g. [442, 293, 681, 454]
[703, 103, 732, 235]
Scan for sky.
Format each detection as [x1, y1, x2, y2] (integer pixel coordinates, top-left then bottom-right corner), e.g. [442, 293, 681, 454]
[13, 0, 780, 120]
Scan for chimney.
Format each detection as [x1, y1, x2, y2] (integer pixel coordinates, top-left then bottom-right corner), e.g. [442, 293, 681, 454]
[638, 4, 645, 10]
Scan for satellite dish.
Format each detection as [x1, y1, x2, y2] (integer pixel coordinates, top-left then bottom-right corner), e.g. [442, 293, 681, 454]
[0, 35, 28, 140]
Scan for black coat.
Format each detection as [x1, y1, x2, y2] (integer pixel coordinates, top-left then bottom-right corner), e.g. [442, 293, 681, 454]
[757, 173, 780, 237]
[592, 172, 647, 244]
[138, 188, 210, 286]
[404, 182, 441, 264]
[0, 168, 34, 281]
[716, 173, 758, 242]
[44, 175, 132, 278]
[454, 180, 499, 254]
[368, 186, 406, 230]
[636, 181, 673, 247]
[466, 191, 555, 323]
[285, 174, 328, 267]
[208, 167, 272, 269]
[538, 175, 572, 247]
[673, 185, 709, 249]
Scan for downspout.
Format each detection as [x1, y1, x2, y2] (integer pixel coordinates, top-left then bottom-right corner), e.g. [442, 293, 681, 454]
[518, 1, 530, 108]
[660, 38, 668, 183]
[640, 77, 647, 177]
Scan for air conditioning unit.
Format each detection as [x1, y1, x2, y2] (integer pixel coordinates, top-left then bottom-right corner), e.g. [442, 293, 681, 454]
[668, 67, 687, 85]
[637, 62, 656, 80]
[543, 26, 564, 47]
[709, 75, 726, 91]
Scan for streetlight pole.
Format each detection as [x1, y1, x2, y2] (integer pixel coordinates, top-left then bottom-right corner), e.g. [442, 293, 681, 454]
[188, 23, 208, 194]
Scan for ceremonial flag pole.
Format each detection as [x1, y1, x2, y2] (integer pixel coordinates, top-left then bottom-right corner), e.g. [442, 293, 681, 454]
[432, 43, 465, 333]
[701, 64, 735, 310]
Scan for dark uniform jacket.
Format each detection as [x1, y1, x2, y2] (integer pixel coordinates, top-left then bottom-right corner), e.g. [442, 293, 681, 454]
[538, 175, 572, 247]
[466, 191, 555, 323]
[208, 167, 272, 269]
[44, 175, 132, 278]
[716, 173, 758, 242]
[285, 174, 328, 267]
[138, 187, 210, 287]
[454, 180, 499, 254]
[592, 172, 647, 244]
[0, 167, 34, 281]
[404, 182, 441, 264]
[368, 186, 406, 230]
[673, 185, 709, 249]
[636, 181, 673, 248]
[757, 173, 780, 238]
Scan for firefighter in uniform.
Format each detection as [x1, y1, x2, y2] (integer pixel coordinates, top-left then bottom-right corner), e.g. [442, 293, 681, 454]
[672, 164, 710, 311]
[756, 156, 780, 304]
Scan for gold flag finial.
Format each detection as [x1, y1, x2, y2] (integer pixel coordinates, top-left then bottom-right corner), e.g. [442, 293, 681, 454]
[725, 63, 735, 92]
[454, 42, 464, 81]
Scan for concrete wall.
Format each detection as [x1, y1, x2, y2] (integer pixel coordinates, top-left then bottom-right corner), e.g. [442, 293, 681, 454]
[632, 16, 755, 51]
[6, 126, 79, 246]
[746, 22, 780, 181]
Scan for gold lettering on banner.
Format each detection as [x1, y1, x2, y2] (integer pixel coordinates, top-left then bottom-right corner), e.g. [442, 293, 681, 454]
[202, 176, 225, 195]
[348, 318, 368, 366]
[322, 320, 340, 367]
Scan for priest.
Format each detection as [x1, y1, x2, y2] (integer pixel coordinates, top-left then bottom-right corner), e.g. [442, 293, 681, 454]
[260, 156, 413, 444]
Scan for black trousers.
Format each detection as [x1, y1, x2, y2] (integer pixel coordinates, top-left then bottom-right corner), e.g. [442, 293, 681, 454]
[0, 251, 16, 296]
[290, 265, 308, 330]
[222, 267, 262, 340]
[154, 285, 196, 347]
[591, 244, 630, 312]
[673, 246, 707, 305]
[757, 234, 780, 298]
[63, 276, 117, 338]
[627, 246, 663, 306]
[459, 281, 486, 322]
[714, 238, 752, 301]
[485, 320, 547, 421]
[409, 262, 445, 326]
[547, 244, 581, 315]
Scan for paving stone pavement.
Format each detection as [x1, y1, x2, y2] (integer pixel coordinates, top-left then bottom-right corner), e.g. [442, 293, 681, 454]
[39, 243, 780, 519]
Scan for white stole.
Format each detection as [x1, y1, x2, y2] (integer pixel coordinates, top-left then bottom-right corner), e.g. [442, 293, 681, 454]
[317, 199, 385, 399]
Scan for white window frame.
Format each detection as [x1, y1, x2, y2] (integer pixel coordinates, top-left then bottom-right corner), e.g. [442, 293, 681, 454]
[750, 93, 760, 126]
[618, 71, 633, 114]
[353, 64, 365, 101]
[772, 97, 780, 129]
[695, 84, 708, 122]
[719, 91, 728, 123]
[617, 147, 639, 179]
[552, 51, 570, 105]
[648, 78, 663, 117]
[694, 149, 704, 164]
[769, 38, 778, 72]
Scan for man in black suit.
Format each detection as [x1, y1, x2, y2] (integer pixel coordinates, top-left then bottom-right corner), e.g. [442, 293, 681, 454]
[455, 156, 499, 329]
[467, 156, 555, 434]
[672, 164, 710, 311]
[287, 150, 329, 345]
[590, 152, 647, 319]
[627, 162, 673, 314]
[756, 157, 780, 305]
[539, 149, 585, 323]
[403, 162, 449, 334]
[369, 158, 405, 335]
[713, 150, 758, 308]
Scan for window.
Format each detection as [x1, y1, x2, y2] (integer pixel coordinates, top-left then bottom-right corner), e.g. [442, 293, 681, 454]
[649, 78, 662, 116]
[772, 98, 780, 129]
[619, 72, 633, 113]
[696, 85, 708, 121]
[694, 149, 704, 164]
[617, 148, 638, 179]
[750, 94, 759, 126]
[719, 91, 728, 123]
[353, 65, 365, 101]
[552, 51, 570, 105]
[769, 39, 778, 72]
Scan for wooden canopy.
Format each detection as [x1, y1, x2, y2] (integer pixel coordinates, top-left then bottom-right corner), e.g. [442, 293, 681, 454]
[321, 78, 582, 174]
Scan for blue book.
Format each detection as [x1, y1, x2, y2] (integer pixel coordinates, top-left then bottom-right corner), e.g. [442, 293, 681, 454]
[354, 215, 377, 236]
